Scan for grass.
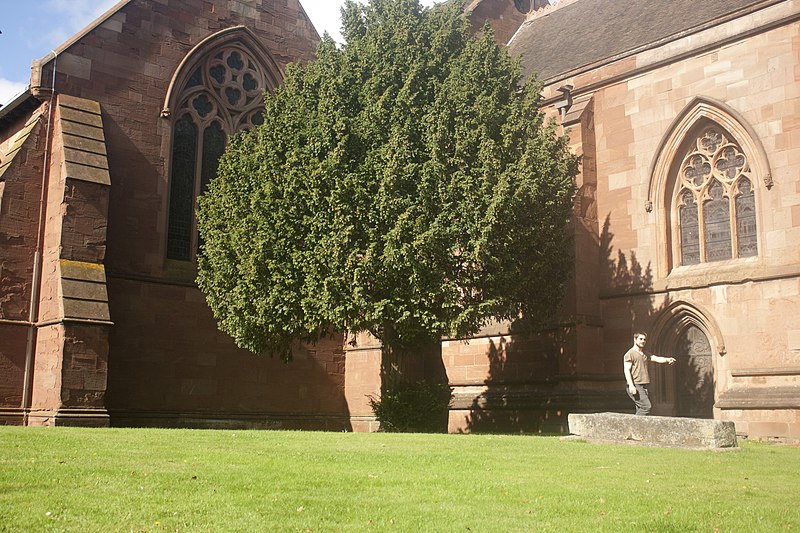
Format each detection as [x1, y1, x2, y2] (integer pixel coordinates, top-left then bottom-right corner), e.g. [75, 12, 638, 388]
[0, 427, 798, 532]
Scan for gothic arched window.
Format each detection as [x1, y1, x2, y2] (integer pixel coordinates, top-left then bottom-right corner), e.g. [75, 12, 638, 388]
[674, 127, 758, 266]
[166, 44, 270, 261]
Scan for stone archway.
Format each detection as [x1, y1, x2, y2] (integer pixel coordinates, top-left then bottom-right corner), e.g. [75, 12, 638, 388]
[648, 302, 722, 419]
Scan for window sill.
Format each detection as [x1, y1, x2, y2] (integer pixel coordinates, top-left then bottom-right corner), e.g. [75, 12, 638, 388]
[598, 256, 800, 298]
[669, 255, 759, 278]
[658, 256, 760, 290]
[656, 256, 800, 292]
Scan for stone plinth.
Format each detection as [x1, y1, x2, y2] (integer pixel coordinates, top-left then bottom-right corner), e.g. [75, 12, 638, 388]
[567, 412, 738, 449]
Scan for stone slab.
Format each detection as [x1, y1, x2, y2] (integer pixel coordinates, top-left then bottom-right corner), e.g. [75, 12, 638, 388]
[60, 259, 107, 283]
[567, 412, 738, 449]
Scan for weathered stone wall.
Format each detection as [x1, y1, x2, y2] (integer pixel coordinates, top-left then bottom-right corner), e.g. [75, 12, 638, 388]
[29, 324, 65, 415]
[0, 106, 47, 422]
[534, 2, 800, 440]
[442, 324, 628, 434]
[9, 0, 344, 429]
[0, 107, 46, 324]
[343, 333, 383, 433]
[0, 325, 27, 422]
[106, 277, 348, 429]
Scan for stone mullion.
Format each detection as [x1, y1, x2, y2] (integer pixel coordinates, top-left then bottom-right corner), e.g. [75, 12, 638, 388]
[697, 189, 708, 263]
[728, 185, 740, 260]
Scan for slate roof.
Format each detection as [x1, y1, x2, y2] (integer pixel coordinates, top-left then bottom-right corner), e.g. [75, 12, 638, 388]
[0, 90, 38, 131]
[508, 0, 775, 82]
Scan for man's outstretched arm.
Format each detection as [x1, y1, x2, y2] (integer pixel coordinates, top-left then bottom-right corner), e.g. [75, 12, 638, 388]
[649, 355, 676, 364]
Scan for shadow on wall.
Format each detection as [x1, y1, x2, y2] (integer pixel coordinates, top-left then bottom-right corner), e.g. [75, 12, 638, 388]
[600, 214, 716, 419]
[600, 215, 654, 293]
[99, 113, 353, 431]
[457, 213, 679, 433]
[106, 276, 353, 430]
[459, 326, 567, 434]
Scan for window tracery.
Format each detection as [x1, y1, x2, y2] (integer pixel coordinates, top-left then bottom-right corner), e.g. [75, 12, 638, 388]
[675, 127, 757, 266]
[167, 44, 270, 261]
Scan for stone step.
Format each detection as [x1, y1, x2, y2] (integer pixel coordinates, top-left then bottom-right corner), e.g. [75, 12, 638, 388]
[566, 412, 738, 449]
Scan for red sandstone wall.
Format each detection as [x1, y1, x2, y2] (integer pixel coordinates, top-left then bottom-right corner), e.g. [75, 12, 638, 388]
[0, 107, 46, 323]
[30, 324, 65, 412]
[61, 324, 109, 409]
[105, 277, 348, 428]
[23, 0, 347, 429]
[538, 5, 800, 440]
[0, 107, 48, 419]
[0, 325, 27, 417]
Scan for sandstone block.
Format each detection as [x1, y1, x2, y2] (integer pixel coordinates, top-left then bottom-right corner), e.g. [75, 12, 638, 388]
[567, 412, 738, 449]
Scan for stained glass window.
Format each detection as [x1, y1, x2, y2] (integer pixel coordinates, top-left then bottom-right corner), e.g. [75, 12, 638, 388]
[167, 115, 198, 260]
[736, 179, 757, 257]
[674, 127, 758, 266]
[703, 180, 732, 262]
[167, 43, 270, 261]
[200, 122, 226, 195]
[679, 191, 700, 265]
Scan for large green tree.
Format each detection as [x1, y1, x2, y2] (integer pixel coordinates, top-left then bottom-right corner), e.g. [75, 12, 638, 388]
[196, 0, 578, 362]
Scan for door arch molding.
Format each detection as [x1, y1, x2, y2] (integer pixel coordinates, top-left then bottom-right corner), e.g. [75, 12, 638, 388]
[648, 299, 725, 357]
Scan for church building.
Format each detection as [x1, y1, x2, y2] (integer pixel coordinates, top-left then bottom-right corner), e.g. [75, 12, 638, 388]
[1, 0, 798, 441]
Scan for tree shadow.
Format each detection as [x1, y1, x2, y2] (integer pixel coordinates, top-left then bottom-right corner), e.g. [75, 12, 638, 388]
[653, 323, 715, 418]
[457, 213, 673, 433]
[106, 275, 353, 430]
[675, 332, 715, 418]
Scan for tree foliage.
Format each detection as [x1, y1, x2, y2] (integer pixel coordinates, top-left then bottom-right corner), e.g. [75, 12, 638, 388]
[196, 0, 578, 360]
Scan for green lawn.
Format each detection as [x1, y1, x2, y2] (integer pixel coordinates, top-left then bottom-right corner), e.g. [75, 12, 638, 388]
[0, 427, 797, 532]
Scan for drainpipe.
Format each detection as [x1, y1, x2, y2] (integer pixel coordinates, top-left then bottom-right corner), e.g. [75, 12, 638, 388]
[21, 51, 58, 425]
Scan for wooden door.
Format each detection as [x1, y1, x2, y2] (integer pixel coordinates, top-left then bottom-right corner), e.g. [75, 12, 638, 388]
[675, 324, 714, 418]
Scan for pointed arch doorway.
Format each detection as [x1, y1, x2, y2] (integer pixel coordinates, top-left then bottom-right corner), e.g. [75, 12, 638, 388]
[650, 304, 720, 418]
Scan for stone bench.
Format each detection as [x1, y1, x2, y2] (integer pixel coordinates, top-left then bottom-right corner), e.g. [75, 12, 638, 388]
[566, 412, 738, 449]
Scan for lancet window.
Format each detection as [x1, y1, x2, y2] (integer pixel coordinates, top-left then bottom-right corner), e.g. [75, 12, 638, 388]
[675, 127, 757, 266]
[167, 44, 268, 261]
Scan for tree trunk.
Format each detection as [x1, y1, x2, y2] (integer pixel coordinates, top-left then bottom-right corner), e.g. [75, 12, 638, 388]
[375, 325, 450, 432]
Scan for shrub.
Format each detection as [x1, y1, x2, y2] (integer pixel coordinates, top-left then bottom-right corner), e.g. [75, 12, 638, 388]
[369, 381, 453, 433]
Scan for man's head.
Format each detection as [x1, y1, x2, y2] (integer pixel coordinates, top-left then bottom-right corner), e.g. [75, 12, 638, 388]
[633, 331, 647, 349]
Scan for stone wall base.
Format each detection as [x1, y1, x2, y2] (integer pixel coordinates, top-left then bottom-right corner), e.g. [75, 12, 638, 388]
[109, 410, 351, 431]
[26, 408, 110, 427]
[0, 408, 25, 426]
[349, 415, 380, 433]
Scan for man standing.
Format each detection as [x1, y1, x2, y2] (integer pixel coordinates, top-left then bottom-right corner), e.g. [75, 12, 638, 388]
[624, 331, 676, 415]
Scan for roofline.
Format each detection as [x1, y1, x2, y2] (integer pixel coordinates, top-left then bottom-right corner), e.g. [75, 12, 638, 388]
[30, 0, 132, 92]
[541, 5, 800, 108]
[525, 0, 785, 88]
[298, 0, 322, 42]
[0, 88, 35, 125]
